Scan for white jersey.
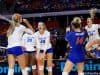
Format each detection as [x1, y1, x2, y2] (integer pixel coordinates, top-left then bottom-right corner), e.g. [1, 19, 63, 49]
[85, 24, 100, 41]
[35, 30, 52, 51]
[22, 33, 36, 52]
[7, 24, 33, 48]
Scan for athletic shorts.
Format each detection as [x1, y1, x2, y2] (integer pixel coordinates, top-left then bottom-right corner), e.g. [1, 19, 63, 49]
[40, 48, 53, 54]
[67, 54, 85, 64]
[7, 46, 24, 56]
[93, 49, 100, 58]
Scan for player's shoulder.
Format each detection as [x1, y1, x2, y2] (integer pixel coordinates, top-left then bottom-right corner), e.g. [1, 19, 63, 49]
[23, 33, 28, 36]
[26, 28, 33, 32]
[34, 31, 39, 37]
[35, 31, 39, 34]
[85, 25, 88, 30]
[32, 32, 36, 35]
[22, 33, 28, 38]
[19, 24, 26, 29]
[45, 30, 50, 34]
[66, 31, 74, 36]
[44, 30, 50, 36]
[93, 24, 99, 27]
[69, 31, 75, 34]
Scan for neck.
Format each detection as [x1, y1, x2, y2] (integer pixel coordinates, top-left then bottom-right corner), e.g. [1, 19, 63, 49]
[16, 23, 20, 26]
[39, 30, 45, 34]
[88, 24, 92, 28]
[74, 28, 81, 32]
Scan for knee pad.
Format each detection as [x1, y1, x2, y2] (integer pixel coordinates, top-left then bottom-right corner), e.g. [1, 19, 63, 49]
[32, 65, 36, 70]
[38, 66, 44, 71]
[78, 73, 84, 75]
[62, 72, 68, 75]
[25, 67, 30, 71]
[47, 67, 52, 72]
[8, 68, 14, 75]
[22, 69, 28, 75]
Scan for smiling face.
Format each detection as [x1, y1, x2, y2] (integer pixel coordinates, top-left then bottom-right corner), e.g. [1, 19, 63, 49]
[38, 22, 46, 33]
[87, 18, 93, 27]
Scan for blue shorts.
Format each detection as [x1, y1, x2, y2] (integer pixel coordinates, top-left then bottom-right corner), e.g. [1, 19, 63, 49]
[24, 51, 36, 54]
[7, 46, 24, 56]
[93, 49, 100, 58]
[40, 48, 53, 54]
[68, 54, 85, 64]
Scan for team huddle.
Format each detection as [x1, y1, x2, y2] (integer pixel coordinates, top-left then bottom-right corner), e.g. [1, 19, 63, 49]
[6, 8, 100, 75]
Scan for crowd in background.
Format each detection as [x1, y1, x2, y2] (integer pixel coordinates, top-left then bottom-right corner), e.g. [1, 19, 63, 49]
[0, 0, 100, 14]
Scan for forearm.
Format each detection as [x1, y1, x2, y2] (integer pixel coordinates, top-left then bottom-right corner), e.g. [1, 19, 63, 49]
[23, 19, 33, 31]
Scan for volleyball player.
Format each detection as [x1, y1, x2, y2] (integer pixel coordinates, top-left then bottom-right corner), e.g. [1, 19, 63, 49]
[35, 22, 53, 75]
[62, 17, 86, 75]
[22, 29, 37, 75]
[85, 18, 100, 50]
[7, 13, 33, 75]
[85, 17, 100, 58]
[85, 8, 100, 50]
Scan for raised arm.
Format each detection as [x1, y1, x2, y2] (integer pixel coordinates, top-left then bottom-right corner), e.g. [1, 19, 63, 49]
[89, 8, 97, 19]
[23, 19, 34, 31]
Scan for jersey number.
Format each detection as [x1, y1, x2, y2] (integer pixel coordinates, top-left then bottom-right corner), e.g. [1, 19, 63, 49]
[76, 37, 83, 44]
[27, 38, 32, 42]
[40, 40, 45, 43]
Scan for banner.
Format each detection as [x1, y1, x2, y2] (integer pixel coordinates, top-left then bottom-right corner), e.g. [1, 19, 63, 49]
[0, 59, 100, 75]
[59, 59, 100, 72]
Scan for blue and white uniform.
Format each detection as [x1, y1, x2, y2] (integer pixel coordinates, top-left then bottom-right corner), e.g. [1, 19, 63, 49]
[65, 31, 86, 64]
[35, 30, 52, 53]
[7, 24, 33, 56]
[85, 24, 100, 58]
[22, 32, 36, 53]
[85, 24, 100, 41]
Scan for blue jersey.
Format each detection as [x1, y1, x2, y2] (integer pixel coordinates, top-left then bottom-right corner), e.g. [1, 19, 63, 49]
[65, 31, 86, 64]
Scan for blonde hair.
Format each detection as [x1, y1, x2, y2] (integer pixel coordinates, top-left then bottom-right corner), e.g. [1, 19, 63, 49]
[72, 17, 81, 24]
[7, 13, 21, 37]
[71, 17, 81, 28]
[89, 8, 97, 18]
